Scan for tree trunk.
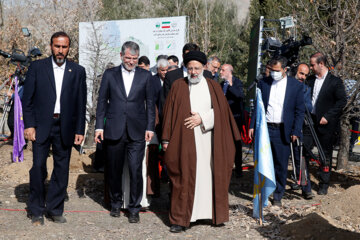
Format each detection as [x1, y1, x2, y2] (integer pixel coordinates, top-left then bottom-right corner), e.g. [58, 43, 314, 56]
[337, 117, 351, 170]
[84, 115, 96, 148]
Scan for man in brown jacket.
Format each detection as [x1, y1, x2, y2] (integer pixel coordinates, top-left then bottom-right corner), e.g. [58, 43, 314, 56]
[162, 51, 240, 233]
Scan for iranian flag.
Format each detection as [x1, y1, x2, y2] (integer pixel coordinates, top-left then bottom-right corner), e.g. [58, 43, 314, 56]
[161, 21, 171, 29]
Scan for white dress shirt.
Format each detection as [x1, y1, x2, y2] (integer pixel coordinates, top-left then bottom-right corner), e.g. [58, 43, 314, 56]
[266, 76, 287, 123]
[311, 71, 328, 114]
[52, 58, 66, 114]
[122, 65, 136, 97]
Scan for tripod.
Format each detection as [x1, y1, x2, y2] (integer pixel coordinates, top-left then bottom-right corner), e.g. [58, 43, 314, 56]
[0, 66, 23, 135]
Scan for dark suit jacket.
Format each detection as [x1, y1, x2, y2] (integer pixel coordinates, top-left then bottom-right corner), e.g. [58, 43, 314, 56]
[250, 76, 305, 143]
[95, 66, 155, 141]
[22, 56, 87, 146]
[307, 72, 346, 134]
[221, 76, 244, 127]
[151, 74, 164, 116]
[163, 67, 212, 99]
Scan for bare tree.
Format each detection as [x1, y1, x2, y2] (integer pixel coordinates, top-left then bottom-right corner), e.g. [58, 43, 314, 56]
[286, 0, 360, 169]
[81, 21, 113, 147]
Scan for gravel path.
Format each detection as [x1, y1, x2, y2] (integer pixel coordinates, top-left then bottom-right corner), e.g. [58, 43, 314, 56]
[1, 143, 360, 239]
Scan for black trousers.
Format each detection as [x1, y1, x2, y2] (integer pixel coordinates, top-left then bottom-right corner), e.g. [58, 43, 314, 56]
[303, 115, 335, 190]
[234, 140, 243, 174]
[105, 131, 145, 214]
[28, 118, 72, 217]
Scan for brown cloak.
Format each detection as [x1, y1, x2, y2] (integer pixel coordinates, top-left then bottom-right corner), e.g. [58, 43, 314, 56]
[162, 77, 241, 227]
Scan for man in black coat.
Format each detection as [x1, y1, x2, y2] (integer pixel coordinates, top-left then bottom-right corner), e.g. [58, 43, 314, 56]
[22, 32, 87, 225]
[220, 64, 244, 177]
[307, 52, 346, 195]
[94, 41, 155, 223]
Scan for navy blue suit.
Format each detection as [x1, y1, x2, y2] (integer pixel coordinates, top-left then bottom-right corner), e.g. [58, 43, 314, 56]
[96, 65, 155, 214]
[22, 56, 87, 217]
[251, 76, 304, 201]
[221, 76, 244, 175]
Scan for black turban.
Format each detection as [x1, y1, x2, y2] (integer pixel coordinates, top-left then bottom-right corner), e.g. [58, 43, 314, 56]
[183, 51, 207, 66]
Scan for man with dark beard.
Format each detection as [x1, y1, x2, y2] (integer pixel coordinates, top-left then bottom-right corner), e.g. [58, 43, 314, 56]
[162, 51, 240, 233]
[22, 32, 87, 225]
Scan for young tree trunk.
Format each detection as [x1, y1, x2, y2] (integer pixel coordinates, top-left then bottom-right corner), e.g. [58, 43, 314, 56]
[337, 117, 351, 170]
[84, 115, 96, 147]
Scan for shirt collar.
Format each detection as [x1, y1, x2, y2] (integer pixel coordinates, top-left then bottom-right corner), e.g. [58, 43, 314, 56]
[121, 64, 136, 73]
[51, 56, 66, 70]
[316, 70, 328, 81]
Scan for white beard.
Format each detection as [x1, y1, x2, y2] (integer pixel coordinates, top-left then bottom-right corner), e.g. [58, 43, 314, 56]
[188, 71, 204, 84]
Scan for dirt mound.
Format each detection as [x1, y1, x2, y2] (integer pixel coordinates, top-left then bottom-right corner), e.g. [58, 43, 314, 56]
[321, 185, 360, 228]
[281, 213, 360, 240]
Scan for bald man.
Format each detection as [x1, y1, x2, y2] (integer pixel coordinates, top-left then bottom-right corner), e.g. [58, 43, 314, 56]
[220, 64, 244, 177]
[296, 63, 310, 83]
[291, 63, 314, 199]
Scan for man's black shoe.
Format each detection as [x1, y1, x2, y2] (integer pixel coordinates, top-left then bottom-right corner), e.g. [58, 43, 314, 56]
[303, 191, 314, 200]
[170, 224, 185, 233]
[290, 183, 301, 190]
[128, 212, 140, 223]
[110, 207, 121, 217]
[272, 200, 282, 207]
[31, 215, 44, 226]
[317, 188, 328, 195]
[64, 192, 69, 202]
[46, 214, 67, 223]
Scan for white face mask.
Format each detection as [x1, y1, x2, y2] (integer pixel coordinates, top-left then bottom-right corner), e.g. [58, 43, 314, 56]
[271, 71, 283, 81]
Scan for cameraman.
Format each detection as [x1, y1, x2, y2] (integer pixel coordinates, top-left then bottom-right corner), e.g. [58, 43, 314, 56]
[307, 52, 346, 195]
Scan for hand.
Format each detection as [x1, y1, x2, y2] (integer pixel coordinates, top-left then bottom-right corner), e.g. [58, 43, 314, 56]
[145, 131, 154, 142]
[74, 134, 84, 145]
[94, 130, 103, 144]
[291, 135, 298, 142]
[6, 91, 13, 98]
[162, 143, 168, 152]
[320, 117, 328, 125]
[24, 127, 36, 141]
[184, 112, 202, 129]
[249, 128, 254, 140]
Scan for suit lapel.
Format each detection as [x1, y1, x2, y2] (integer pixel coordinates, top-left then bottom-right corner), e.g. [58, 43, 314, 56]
[283, 77, 292, 111]
[60, 61, 72, 98]
[46, 57, 56, 94]
[127, 68, 139, 98]
[316, 73, 331, 103]
[117, 66, 127, 98]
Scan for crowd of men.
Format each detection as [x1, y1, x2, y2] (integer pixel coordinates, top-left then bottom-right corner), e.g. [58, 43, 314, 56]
[19, 31, 352, 233]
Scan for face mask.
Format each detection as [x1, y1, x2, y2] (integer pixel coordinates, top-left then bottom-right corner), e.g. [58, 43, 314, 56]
[271, 71, 283, 81]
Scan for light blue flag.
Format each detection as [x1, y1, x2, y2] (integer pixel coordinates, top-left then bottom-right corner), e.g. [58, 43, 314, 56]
[253, 88, 276, 219]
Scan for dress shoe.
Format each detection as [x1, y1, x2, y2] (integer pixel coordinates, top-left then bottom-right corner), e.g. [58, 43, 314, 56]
[64, 192, 69, 202]
[303, 191, 314, 200]
[31, 215, 44, 226]
[317, 187, 328, 195]
[170, 224, 185, 233]
[290, 183, 301, 190]
[46, 214, 67, 223]
[110, 207, 121, 217]
[128, 212, 140, 223]
[272, 200, 282, 207]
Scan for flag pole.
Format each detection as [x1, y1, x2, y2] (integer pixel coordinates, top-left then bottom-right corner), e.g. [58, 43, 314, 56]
[258, 174, 263, 226]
